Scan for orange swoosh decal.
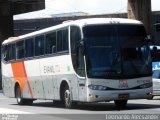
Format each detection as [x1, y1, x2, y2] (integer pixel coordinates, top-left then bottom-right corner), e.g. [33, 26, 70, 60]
[11, 61, 33, 98]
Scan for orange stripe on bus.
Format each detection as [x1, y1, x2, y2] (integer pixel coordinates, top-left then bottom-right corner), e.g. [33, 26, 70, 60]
[11, 61, 33, 98]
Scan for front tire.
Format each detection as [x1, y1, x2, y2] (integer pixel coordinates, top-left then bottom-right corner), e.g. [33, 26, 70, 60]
[16, 85, 33, 105]
[63, 85, 76, 109]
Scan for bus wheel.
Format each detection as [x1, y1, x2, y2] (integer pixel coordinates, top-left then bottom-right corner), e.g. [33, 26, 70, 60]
[63, 85, 76, 109]
[114, 100, 128, 108]
[16, 85, 33, 105]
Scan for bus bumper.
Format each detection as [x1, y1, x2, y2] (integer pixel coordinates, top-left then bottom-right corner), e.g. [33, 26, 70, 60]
[87, 87, 153, 102]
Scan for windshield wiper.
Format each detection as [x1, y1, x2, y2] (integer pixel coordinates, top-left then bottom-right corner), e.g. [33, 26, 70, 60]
[111, 51, 121, 67]
[109, 52, 122, 74]
[105, 69, 121, 77]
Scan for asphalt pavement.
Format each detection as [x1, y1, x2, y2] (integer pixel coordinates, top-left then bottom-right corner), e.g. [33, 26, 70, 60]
[0, 93, 160, 120]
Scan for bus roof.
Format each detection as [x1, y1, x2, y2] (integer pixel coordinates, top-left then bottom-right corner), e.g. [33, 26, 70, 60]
[2, 18, 143, 45]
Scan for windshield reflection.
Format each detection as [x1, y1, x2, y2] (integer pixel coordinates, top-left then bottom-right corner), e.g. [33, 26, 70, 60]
[83, 24, 152, 79]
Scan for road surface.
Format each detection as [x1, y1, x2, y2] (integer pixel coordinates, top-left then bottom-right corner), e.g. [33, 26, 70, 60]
[0, 92, 160, 120]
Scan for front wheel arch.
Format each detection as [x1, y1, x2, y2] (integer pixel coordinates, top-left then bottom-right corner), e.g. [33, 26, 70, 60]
[60, 80, 70, 101]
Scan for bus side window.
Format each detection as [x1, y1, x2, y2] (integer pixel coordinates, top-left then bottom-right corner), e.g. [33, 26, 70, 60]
[62, 29, 69, 51]
[3, 45, 8, 62]
[25, 38, 34, 58]
[11, 44, 16, 61]
[16, 41, 24, 60]
[45, 32, 56, 54]
[35, 35, 44, 56]
[7, 44, 12, 61]
[2, 44, 15, 62]
[57, 28, 69, 52]
[70, 26, 79, 70]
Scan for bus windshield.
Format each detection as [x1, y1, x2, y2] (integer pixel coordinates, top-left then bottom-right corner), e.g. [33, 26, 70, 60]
[83, 24, 152, 79]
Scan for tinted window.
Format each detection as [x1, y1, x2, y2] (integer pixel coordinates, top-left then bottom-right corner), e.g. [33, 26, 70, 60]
[156, 24, 160, 32]
[83, 24, 151, 79]
[45, 32, 56, 54]
[70, 26, 84, 76]
[57, 29, 68, 52]
[83, 24, 146, 37]
[70, 26, 81, 54]
[35, 35, 44, 56]
[63, 29, 69, 51]
[25, 38, 34, 58]
[4, 44, 15, 61]
[57, 30, 62, 52]
[7, 44, 12, 61]
[3, 45, 8, 61]
[16, 41, 24, 59]
[11, 44, 16, 60]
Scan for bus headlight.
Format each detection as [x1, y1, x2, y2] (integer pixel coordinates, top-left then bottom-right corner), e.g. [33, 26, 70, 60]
[88, 85, 107, 90]
[139, 83, 152, 89]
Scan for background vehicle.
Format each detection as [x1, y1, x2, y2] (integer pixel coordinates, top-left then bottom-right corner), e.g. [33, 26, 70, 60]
[150, 46, 160, 97]
[1, 18, 152, 108]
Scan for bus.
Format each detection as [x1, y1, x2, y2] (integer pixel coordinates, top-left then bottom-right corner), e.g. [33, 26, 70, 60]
[1, 18, 152, 108]
[150, 46, 160, 97]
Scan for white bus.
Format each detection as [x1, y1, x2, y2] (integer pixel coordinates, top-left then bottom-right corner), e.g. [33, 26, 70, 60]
[1, 18, 152, 108]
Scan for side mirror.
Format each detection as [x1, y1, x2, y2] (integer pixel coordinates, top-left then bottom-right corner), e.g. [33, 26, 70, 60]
[147, 35, 151, 40]
[77, 40, 84, 47]
[146, 35, 155, 44]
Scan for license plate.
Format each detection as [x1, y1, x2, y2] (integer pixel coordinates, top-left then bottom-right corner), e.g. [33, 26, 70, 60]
[118, 94, 129, 99]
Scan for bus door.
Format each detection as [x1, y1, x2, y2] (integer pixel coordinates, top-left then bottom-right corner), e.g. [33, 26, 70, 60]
[71, 40, 86, 101]
[70, 26, 86, 101]
[77, 44, 86, 101]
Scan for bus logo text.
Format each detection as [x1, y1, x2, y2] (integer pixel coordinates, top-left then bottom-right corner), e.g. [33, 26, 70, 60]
[118, 80, 128, 89]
